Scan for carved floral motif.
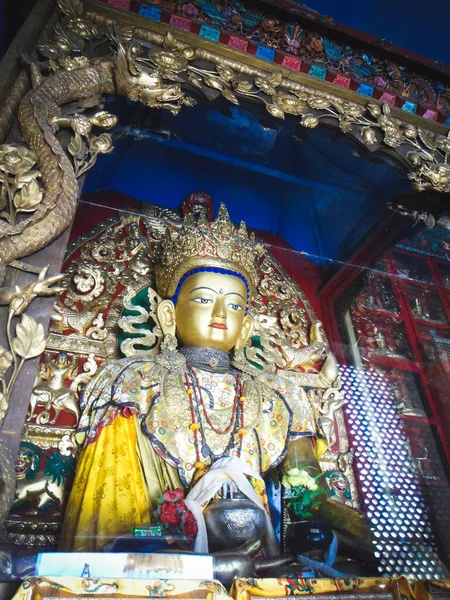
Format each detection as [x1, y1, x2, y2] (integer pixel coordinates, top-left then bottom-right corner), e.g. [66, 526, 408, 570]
[0, 268, 64, 427]
[140, 0, 450, 116]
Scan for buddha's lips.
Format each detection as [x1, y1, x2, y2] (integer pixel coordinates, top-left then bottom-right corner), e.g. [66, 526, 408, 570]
[210, 323, 227, 330]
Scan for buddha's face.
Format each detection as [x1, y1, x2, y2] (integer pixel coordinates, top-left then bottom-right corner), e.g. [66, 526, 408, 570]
[159, 271, 253, 352]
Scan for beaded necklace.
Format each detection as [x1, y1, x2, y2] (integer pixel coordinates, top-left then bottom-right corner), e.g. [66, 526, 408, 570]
[184, 364, 247, 471]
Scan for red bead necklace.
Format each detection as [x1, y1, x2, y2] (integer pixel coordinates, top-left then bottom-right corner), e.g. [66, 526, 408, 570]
[184, 365, 247, 471]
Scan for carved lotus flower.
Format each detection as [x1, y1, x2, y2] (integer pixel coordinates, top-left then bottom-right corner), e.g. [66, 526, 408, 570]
[181, 46, 196, 61]
[0, 144, 36, 175]
[216, 65, 236, 83]
[67, 18, 99, 39]
[150, 49, 188, 73]
[273, 93, 307, 115]
[338, 101, 364, 119]
[89, 133, 114, 154]
[255, 77, 277, 96]
[74, 272, 95, 292]
[307, 96, 331, 110]
[403, 125, 417, 139]
[301, 114, 319, 128]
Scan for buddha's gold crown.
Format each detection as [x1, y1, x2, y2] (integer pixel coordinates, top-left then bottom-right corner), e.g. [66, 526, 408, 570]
[155, 203, 263, 299]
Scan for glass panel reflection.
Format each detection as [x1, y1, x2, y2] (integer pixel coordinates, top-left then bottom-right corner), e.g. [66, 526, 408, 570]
[404, 284, 447, 325]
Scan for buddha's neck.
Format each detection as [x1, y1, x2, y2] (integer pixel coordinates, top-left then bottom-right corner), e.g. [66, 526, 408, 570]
[180, 346, 231, 372]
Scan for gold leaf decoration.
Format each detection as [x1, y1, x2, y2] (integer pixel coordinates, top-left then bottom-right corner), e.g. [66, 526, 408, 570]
[419, 150, 436, 161]
[0, 346, 12, 376]
[339, 119, 353, 133]
[68, 132, 85, 159]
[204, 77, 223, 91]
[366, 102, 381, 118]
[406, 151, 421, 166]
[12, 314, 46, 359]
[273, 93, 307, 115]
[159, 69, 184, 82]
[0, 189, 6, 212]
[436, 136, 450, 154]
[0, 391, 8, 425]
[266, 72, 283, 87]
[163, 32, 178, 51]
[404, 125, 417, 139]
[301, 114, 320, 128]
[188, 73, 203, 89]
[254, 78, 277, 96]
[234, 80, 253, 93]
[216, 64, 236, 82]
[222, 89, 239, 105]
[181, 46, 196, 61]
[266, 104, 285, 119]
[417, 128, 438, 151]
[16, 169, 41, 188]
[13, 179, 43, 213]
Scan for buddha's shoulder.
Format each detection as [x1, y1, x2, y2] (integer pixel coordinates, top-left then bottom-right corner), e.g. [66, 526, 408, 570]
[94, 355, 159, 383]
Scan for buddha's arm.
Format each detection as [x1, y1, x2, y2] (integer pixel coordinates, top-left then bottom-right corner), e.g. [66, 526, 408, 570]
[283, 437, 371, 543]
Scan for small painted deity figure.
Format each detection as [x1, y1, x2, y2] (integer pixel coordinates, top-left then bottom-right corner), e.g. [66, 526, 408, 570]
[324, 470, 352, 506]
[29, 352, 79, 425]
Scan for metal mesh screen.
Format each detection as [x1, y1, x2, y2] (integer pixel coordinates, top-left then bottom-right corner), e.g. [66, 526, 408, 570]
[340, 365, 449, 579]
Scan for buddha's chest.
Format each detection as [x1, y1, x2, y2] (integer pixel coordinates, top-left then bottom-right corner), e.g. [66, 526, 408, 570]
[145, 367, 270, 484]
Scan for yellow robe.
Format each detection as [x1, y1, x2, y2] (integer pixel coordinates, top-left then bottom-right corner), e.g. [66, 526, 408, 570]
[61, 356, 320, 551]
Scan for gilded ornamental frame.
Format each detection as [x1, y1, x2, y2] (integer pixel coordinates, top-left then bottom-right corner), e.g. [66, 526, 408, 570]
[0, 0, 449, 531]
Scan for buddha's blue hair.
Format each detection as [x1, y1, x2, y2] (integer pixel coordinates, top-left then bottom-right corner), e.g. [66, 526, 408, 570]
[171, 267, 250, 310]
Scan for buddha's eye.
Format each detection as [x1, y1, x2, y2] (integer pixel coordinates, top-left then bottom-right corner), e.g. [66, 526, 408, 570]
[192, 297, 212, 304]
[228, 303, 244, 311]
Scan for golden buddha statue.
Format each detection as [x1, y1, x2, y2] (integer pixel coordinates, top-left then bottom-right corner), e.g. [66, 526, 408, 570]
[61, 202, 367, 557]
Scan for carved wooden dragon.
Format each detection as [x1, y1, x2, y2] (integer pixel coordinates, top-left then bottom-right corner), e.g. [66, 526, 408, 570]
[0, 62, 115, 283]
[0, 3, 195, 283]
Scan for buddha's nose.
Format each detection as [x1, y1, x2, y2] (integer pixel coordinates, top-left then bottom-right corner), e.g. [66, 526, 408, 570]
[213, 296, 227, 319]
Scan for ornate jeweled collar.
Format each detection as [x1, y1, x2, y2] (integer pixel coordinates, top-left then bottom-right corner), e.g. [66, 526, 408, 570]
[180, 346, 230, 371]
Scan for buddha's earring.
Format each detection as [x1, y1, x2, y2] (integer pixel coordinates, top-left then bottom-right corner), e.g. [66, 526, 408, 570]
[160, 333, 178, 352]
[156, 333, 186, 372]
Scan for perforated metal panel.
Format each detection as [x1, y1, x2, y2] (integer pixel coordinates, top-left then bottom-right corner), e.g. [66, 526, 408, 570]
[340, 365, 449, 579]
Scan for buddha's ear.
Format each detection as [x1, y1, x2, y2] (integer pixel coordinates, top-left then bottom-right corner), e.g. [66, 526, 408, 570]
[157, 299, 176, 338]
[235, 314, 254, 352]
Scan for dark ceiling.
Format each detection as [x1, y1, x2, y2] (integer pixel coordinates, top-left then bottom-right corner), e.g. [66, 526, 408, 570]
[83, 94, 409, 269]
[293, 0, 450, 66]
